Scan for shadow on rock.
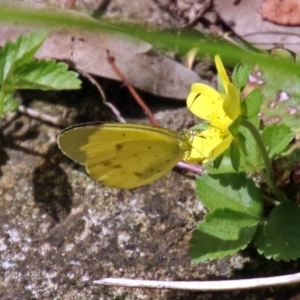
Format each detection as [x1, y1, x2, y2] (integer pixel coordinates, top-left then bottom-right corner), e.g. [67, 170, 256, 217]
[33, 144, 73, 222]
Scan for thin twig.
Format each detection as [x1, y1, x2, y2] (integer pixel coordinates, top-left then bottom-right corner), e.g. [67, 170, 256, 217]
[177, 161, 203, 175]
[106, 50, 160, 126]
[77, 67, 126, 123]
[18, 105, 69, 126]
[94, 272, 300, 291]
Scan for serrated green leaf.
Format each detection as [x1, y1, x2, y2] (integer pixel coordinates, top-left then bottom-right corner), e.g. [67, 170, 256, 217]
[262, 124, 293, 159]
[254, 202, 300, 261]
[190, 208, 259, 262]
[241, 88, 264, 119]
[0, 30, 49, 85]
[230, 139, 240, 171]
[232, 64, 252, 90]
[4, 60, 81, 91]
[3, 93, 18, 113]
[195, 173, 264, 216]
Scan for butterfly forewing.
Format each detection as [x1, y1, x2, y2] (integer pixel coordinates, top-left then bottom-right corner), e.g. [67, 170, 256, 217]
[58, 123, 192, 189]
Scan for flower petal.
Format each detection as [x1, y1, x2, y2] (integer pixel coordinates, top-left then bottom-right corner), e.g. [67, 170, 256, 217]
[185, 55, 241, 164]
[184, 128, 233, 163]
[208, 134, 233, 162]
[222, 82, 240, 121]
[209, 109, 233, 130]
[187, 83, 224, 122]
[215, 55, 230, 92]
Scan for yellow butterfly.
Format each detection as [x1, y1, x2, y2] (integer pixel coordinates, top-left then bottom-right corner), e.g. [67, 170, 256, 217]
[57, 123, 195, 189]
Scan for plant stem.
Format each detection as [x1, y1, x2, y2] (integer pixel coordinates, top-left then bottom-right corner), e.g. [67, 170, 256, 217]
[262, 194, 280, 206]
[261, 171, 288, 203]
[240, 118, 288, 203]
[241, 119, 274, 179]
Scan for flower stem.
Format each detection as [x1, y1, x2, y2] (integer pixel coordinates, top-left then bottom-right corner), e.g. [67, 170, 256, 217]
[240, 118, 288, 203]
[241, 119, 274, 179]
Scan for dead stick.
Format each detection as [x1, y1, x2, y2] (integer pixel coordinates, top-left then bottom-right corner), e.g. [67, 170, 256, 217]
[106, 50, 160, 126]
[94, 272, 300, 291]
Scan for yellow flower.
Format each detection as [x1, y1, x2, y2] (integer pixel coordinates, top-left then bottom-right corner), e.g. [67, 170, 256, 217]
[184, 55, 240, 163]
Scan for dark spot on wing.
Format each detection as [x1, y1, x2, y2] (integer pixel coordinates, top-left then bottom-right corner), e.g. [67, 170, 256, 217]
[112, 164, 122, 169]
[115, 144, 123, 151]
[134, 172, 141, 177]
[102, 161, 112, 166]
[150, 168, 161, 174]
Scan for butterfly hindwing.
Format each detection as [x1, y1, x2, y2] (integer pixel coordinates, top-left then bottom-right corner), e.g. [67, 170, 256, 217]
[58, 123, 192, 189]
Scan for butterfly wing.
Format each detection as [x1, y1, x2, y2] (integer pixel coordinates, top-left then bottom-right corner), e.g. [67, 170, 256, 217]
[58, 123, 191, 189]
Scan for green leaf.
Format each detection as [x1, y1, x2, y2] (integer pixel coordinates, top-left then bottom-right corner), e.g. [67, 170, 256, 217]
[229, 132, 248, 171]
[4, 60, 81, 91]
[3, 93, 18, 113]
[190, 208, 259, 262]
[230, 139, 240, 171]
[241, 88, 264, 119]
[212, 153, 224, 169]
[262, 124, 293, 159]
[258, 60, 300, 130]
[195, 173, 263, 215]
[206, 116, 262, 174]
[239, 116, 263, 170]
[192, 172, 263, 262]
[232, 63, 252, 90]
[236, 131, 247, 155]
[228, 116, 241, 137]
[254, 202, 300, 261]
[0, 30, 49, 85]
[206, 152, 235, 174]
[271, 48, 293, 61]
